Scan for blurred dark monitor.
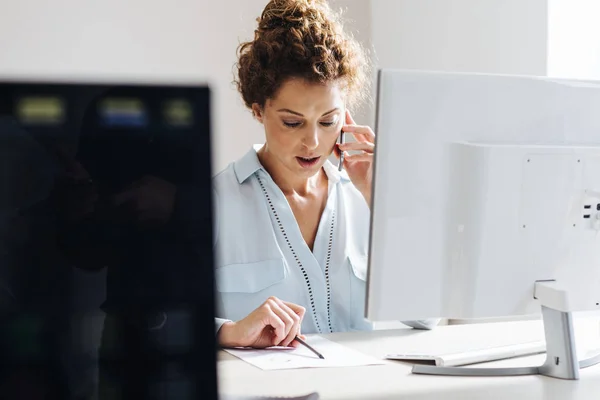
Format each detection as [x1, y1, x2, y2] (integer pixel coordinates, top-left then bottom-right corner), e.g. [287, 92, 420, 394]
[0, 79, 217, 400]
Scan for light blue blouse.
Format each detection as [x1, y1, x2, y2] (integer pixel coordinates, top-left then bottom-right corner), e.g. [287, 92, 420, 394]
[213, 146, 438, 335]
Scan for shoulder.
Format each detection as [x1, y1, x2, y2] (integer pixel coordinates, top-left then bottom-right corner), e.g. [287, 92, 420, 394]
[212, 147, 262, 195]
[211, 159, 262, 215]
[212, 162, 237, 194]
[212, 161, 254, 198]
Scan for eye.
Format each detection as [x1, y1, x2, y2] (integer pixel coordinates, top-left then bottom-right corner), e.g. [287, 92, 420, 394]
[320, 121, 336, 127]
[283, 121, 301, 128]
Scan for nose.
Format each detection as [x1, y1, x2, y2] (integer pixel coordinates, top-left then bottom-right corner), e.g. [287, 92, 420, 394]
[302, 126, 319, 150]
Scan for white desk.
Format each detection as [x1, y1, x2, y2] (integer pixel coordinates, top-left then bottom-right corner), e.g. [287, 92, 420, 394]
[218, 318, 600, 400]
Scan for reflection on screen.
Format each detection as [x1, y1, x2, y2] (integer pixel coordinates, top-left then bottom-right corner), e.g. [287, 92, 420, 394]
[163, 99, 193, 127]
[99, 98, 147, 127]
[16, 96, 65, 125]
[0, 83, 216, 399]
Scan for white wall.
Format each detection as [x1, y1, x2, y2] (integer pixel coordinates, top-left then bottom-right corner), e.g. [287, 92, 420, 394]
[321, 0, 550, 129]
[371, 0, 548, 75]
[7, 0, 600, 172]
[0, 0, 383, 172]
[547, 0, 600, 80]
[0, 0, 268, 173]
[329, 0, 374, 127]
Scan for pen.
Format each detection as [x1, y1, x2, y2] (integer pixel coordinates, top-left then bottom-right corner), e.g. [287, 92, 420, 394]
[338, 130, 345, 172]
[294, 336, 325, 359]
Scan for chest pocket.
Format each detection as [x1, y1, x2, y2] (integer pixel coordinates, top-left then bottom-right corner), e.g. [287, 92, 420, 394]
[216, 258, 286, 293]
[348, 253, 368, 282]
[348, 253, 371, 331]
[215, 258, 288, 322]
[348, 255, 369, 282]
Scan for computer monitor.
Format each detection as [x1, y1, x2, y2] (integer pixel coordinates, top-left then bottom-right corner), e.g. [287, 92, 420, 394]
[0, 79, 217, 399]
[367, 69, 600, 380]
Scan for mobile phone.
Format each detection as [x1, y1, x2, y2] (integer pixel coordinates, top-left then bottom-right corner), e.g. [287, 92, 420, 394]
[338, 129, 345, 171]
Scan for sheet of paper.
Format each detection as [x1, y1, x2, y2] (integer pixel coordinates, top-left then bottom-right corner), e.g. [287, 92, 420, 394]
[224, 336, 386, 370]
[220, 393, 319, 400]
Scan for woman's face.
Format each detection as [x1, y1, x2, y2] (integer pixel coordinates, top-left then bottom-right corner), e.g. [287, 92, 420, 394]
[252, 78, 345, 178]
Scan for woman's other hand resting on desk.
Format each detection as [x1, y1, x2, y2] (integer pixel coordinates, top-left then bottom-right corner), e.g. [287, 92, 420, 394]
[218, 296, 306, 349]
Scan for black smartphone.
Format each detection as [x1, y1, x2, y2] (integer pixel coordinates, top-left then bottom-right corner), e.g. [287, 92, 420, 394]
[338, 129, 345, 171]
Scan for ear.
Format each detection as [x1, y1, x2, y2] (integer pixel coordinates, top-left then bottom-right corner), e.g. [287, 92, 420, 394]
[252, 103, 264, 123]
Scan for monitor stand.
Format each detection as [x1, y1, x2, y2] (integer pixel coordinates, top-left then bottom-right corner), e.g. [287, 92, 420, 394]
[412, 281, 600, 380]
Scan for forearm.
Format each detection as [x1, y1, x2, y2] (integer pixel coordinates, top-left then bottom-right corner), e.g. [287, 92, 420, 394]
[355, 185, 371, 209]
[362, 191, 371, 209]
[216, 320, 239, 348]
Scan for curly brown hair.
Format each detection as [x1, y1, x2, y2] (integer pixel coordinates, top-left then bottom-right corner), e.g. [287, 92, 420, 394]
[235, 0, 369, 114]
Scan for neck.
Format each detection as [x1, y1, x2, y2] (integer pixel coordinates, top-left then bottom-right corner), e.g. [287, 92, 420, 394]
[257, 146, 326, 196]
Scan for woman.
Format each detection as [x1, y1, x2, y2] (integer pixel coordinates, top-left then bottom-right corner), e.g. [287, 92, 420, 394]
[215, 0, 438, 349]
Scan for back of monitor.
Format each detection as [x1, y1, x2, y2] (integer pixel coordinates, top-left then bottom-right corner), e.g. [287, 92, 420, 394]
[366, 70, 600, 322]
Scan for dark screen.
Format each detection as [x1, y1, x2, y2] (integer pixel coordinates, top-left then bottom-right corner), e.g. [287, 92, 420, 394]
[0, 81, 217, 399]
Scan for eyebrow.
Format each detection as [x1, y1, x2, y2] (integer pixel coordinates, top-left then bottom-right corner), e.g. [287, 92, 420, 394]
[277, 107, 339, 117]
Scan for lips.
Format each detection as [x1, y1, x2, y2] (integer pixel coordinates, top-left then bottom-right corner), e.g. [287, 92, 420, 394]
[296, 156, 321, 168]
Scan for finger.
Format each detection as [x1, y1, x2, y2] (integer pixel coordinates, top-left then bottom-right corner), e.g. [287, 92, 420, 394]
[263, 303, 287, 345]
[273, 308, 296, 347]
[282, 301, 305, 348]
[275, 300, 301, 347]
[341, 119, 368, 143]
[345, 109, 356, 125]
[344, 110, 371, 143]
[339, 141, 374, 154]
[289, 333, 309, 348]
[282, 301, 306, 319]
[267, 300, 295, 346]
[341, 125, 375, 142]
[344, 153, 372, 163]
[283, 301, 305, 340]
[332, 142, 341, 159]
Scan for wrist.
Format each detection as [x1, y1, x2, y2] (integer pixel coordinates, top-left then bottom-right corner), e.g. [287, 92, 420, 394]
[218, 321, 240, 348]
[363, 192, 371, 209]
[357, 186, 372, 208]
